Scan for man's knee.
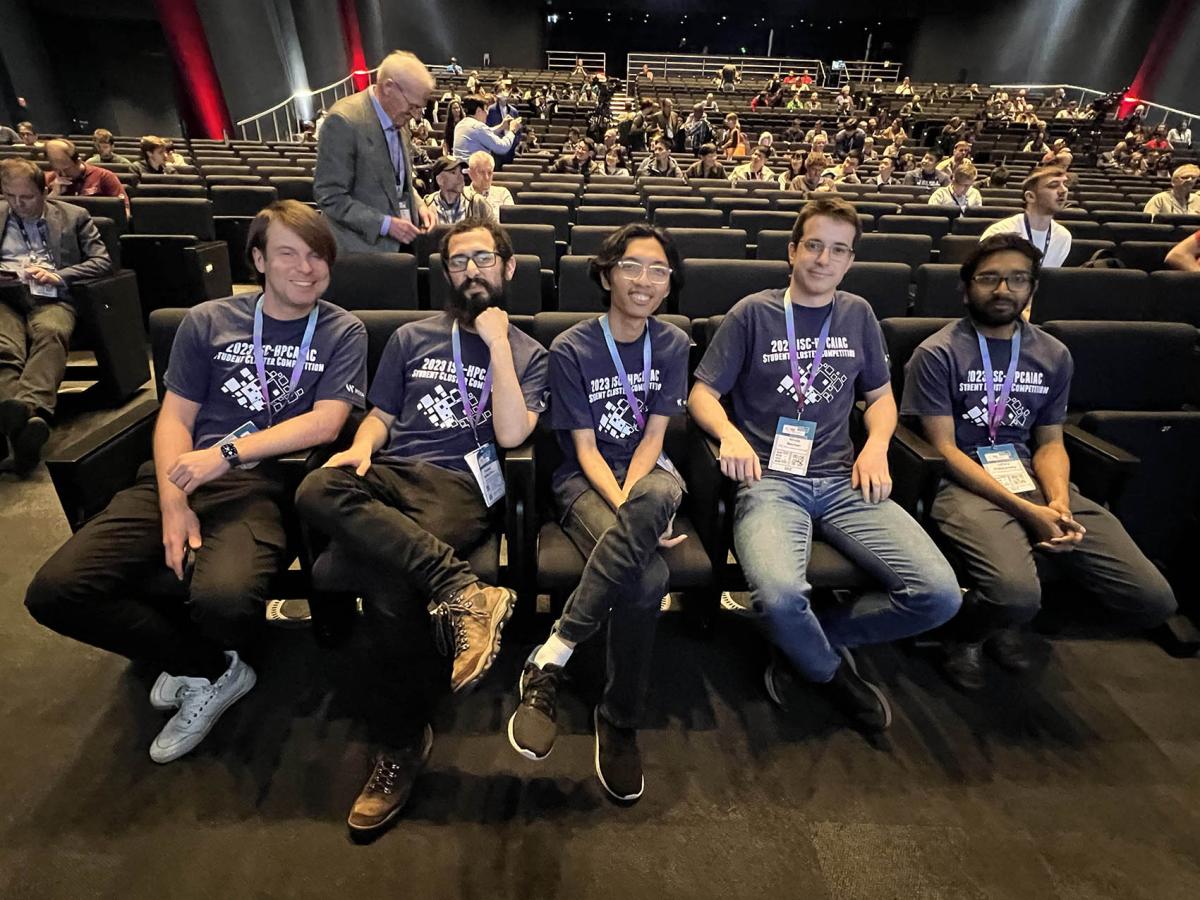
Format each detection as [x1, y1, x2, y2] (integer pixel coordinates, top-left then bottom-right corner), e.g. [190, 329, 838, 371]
[905, 557, 963, 629]
[295, 465, 355, 521]
[974, 571, 1043, 625]
[623, 475, 682, 534]
[1121, 572, 1177, 630]
[24, 561, 76, 629]
[188, 576, 263, 645]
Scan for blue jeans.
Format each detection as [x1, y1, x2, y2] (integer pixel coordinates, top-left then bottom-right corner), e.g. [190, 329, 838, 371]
[734, 473, 961, 683]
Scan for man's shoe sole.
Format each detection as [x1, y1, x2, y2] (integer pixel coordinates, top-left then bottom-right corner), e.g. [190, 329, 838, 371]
[594, 707, 644, 803]
[13, 417, 49, 473]
[451, 588, 517, 693]
[346, 727, 433, 834]
[148, 667, 256, 764]
[837, 648, 893, 730]
[763, 660, 787, 710]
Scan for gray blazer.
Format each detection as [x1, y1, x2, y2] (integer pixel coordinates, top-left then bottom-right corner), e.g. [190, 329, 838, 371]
[314, 89, 424, 254]
[0, 198, 112, 288]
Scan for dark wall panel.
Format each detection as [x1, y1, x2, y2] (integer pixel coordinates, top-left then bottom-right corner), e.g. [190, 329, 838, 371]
[0, 0, 67, 132]
[198, 0, 291, 126]
[375, 0, 543, 70]
[294, 0, 348, 91]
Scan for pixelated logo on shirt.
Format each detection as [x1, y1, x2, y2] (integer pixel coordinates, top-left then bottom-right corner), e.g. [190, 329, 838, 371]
[776, 363, 847, 406]
[597, 396, 642, 441]
[963, 395, 1031, 431]
[220, 366, 305, 414]
[214, 341, 324, 415]
[415, 382, 492, 430]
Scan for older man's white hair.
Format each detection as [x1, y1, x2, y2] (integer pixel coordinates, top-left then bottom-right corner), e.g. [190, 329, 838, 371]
[467, 151, 495, 173]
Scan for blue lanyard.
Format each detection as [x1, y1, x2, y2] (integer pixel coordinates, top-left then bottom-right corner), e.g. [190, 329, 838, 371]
[784, 294, 834, 419]
[975, 326, 1023, 444]
[7, 213, 50, 256]
[1022, 213, 1052, 258]
[451, 321, 494, 444]
[252, 295, 319, 425]
[600, 315, 652, 431]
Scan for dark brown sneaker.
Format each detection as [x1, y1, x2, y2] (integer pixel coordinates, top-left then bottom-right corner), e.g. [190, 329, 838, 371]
[347, 725, 433, 834]
[429, 583, 517, 693]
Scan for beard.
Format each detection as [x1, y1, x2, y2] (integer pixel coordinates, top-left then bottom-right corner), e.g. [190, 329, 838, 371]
[966, 292, 1025, 327]
[446, 275, 509, 325]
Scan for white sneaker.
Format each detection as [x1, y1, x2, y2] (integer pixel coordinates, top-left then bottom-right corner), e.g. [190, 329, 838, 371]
[149, 651, 256, 764]
[149, 672, 187, 711]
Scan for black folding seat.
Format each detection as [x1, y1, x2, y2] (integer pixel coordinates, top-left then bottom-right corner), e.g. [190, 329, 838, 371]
[1102, 222, 1177, 244]
[1061, 239, 1117, 266]
[878, 214, 952, 243]
[951, 217, 1002, 236]
[268, 176, 314, 203]
[580, 193, 643, 207]
[500, 223, 558, 274]
[710, 196, 770, 224]
[1115, 241, 1180, 272]
[556, 255, 606, 311]
[429, 252, 544, 314]
[676, 259, 790, 317]
[666, 227, 747, 260]
[936, 234, 981, 265]
[637, 185, 693, 199]
[839, 262, 912, 319]
[850, 200, 903, 220]
[210, 185, 277, 217]
[204, 175, 265, 187]
[880, 317, 958, 395]
[570, 225, 619, 256]
[1030, 268, 1150, 323]
[967, 205, 1023, 219]
[1098, 210, 1153, 224]
[1060, 219, 1103, 240]
[574, 206, 646, 228]
[856, 232, 933, 270]
[133, 184, 207, 199]
[517, 190, 580, 213]
[324, 253, 419, 310]
[59, 195, 128, 233]
[253, 166, 307, 179]
[498, 204, 571, 244]
[729, 209, 798, 244]
[911, 264, 964, 317]
[122, 198, 231, 315]
[200, 165, 254, 177]
[653, 208, 724, 229]
[646, 195, 706, 216]
[1146, 271, 1200, 326]
[902, 201, 957, 218]
[754, 229, 792, 261]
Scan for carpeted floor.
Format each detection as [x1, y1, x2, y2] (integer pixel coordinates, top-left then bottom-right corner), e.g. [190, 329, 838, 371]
[2, 397, 1199, 899]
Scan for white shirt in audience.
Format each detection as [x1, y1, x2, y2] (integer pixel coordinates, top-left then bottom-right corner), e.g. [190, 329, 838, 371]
[980, 215, 1072, 268]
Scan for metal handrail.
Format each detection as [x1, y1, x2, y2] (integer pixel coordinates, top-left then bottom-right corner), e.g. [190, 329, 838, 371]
[626, 52, 827, 88]
[836, 60, 903, 87]
[236, 66, 381, 141]
[546, 50, 607, 73]
[990, 83, 1197, 128]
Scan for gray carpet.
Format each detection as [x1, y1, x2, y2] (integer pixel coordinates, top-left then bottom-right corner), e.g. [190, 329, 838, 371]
[2, 402, 1199, 899]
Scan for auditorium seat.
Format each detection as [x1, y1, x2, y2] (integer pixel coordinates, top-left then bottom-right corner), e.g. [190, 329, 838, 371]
[878, 214, 952, 243]
[516, 190, 579, 213]
[839, 262, 912, 319]
[646, 195, 707, 216]
[1063, 239, 1118, 266]
[1101, 222, 1177, 244]
[638, 185, 693, 199]
[936, 234, 980, 264]
[499, 204, 571, 245]
[677, 259, 789, 317]
[210, 185, 278, 217]
[912, 264, 963, 317]
[429, 252, 544, 314]
[204, 175, 265, 187]
[501, 223, 558, 273]
[254, 166, 307, 179]
[710, 196, 771, 223]
[269, 176, 314, 203]
[653, 208, 724, 229]
[902, 202, 957, 218]
[1098, 211, 1153, 224]
[574, 206, 646, 227]
[128, 197, 217, 239]
[580, 193, 643, 207]
[754, 229, 793, 261]
[121, 197, 231, 316]
[729, 209, 799, 244]
[951, 217, 1001, 236]
[1030, 268, 1149, 323]
[666, 227, 747, 260]
[856, 232, 933, 270]
[851, 200, 903, 220]
[968, 205, 1023, 219]
[1146, 271, 1200, 326]
[132, 184, 207, 199]
[1115, 241, 1179, 272]
[60, 195, 128, 233]
[880, 317, 958, 394]
[325, 253, 419, 310]
[199, 165, 254, 177]
[556, 255, 605, 311]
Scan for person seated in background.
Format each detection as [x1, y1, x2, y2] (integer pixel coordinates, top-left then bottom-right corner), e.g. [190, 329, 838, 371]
[1054, 100, 1079, 120]
[0, 158, 113, 474]
[44, 139, 129, 213]
[720, 113, 745, 159]
[452, 95, 521, 163]
[1167, 119, 1192, 149]
[730, 147, 775, 184]
[783, 117, 806, 143]
[881, 135, 905, 159]
[424, 156, 493, 225]
[553, 138, 598, 176]
[601, 148, 631, 177]
[804, 120, 829, 145]
[163, 140, 186, 167]
[936, 141, 972, 174]
[1143, 125, 1172, 152]
[881, 117, 908, 147]
[445, 57, 463, 75]
[688, 196, 960, 736]
[1023, 131, 1050, 154]
[930, 83, 950, 102]
[295, 218, 546, 834]
[86, 129, 131, 165]
[898, 94, 922, 118]
[681, 103, 715, 158]
[874, 156, 900, 186]
[809, 135, 830, 160]
[981, 166, 1072, 269]
[16, 122, 42, 151]
[1040, 87, 1066, 110]
[0, 122, 19, 144]
[902, 234, 1177, 691]
[24, 201, 366, 761]
[702, 93, 720, 115]
[1144, 164, 1200, 217]
[685, 143, 727, 181]
[987, 165, 1011, 188]
[777, 150, 806, 188]
[637, 135, 683, 179]
[894, 76, 914, 96]
[789, 154, 834, 194]
[929, 162, 983, 211]
[756, 131, 775, 154]
[905, 151, 950, 189]
[834, 119, 866, 158]
[131, 135, 177, 177]
[508, 222, 690, 802]
[463, 150, 513, 218]
[860, 136, 879, 162]
[825, 152, 862, 185]
[1165, 228, 1200, 270]
[749, 91, 770, 112]
[835, 86, 854, 114]
[1041, 139, 1073, 169]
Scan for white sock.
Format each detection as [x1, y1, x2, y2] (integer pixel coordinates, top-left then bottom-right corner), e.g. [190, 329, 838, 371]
[533, 633, 574, 670]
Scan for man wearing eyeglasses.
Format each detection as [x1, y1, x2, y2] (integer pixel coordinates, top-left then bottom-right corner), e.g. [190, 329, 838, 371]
[295, 217, 548, 835]
[314, 50, 438, 254]
[689, 197, 960, 736]
[902, 234, 1176, 691]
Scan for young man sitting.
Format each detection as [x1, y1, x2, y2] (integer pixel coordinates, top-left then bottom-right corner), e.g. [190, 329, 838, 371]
[980, 166, 1072, 268]
[507, 223, 692, 803]
[901, 234, 1176, 690]
[689, 197, 961, 734]
[26, 201, 367, 762]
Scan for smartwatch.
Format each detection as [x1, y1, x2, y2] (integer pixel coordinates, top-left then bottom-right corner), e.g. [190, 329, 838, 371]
[219, 441, 241, 467]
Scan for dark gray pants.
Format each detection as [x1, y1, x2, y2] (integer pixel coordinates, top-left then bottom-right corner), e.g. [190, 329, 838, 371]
[930, 478, 1177, 642]
[0, 296, 75, 415]
[555, 469, 682, 729]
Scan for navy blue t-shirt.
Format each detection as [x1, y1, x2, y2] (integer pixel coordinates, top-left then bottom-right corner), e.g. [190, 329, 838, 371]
[164, 294, 367, 451]
[549, 316, 691, 509]
[693, 289, 891, 478]
[901, 317, 1072, 462]
[369, 313, 549, 471]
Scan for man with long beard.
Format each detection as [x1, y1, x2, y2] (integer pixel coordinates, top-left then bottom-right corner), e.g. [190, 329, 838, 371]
[296, 218, 549, 835]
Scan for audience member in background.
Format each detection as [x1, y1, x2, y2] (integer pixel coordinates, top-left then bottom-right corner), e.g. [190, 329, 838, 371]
[987, 165, 1011, 188]
[465, 71, 480, 94]
[881, 135, 905, 159]
[1055, 101, 1079, 120]
[0, 158, 112, 474]
[651, 99, 682, 151]
[936, 141, 972, 174]
[313, 109, 328, 139]
[1040, 87, 1067, 110]
[508, 222, 690, 802]
[486, 89, 523, 169]
[553, 139, 598, 176]
[441, 100, 464, 155]
[874, 156, 900, 186]
[905, 151, 950, 189]
[602, 148, 631, 177]
[834, 119, 866, 158]
[1022, 131, 1050, 154]
[463, 150, 513, 218]
[295, 218, 545, 834]
[810, 135, 830, 160]
[894, 76, 914, 96]
[881, 117, 908, 147]
[929, 162, 983, 210]
[860, 136, 879, 162]
[790, 155, 833, 194]
[903, 234, 1176, 691]
[445, 57, 463, 75]
[689, 196, 960, 736]
[930, 83, 951, 101]
[804, 121, 829, 144]
[1143, 164, 1200, 217]
[314, 50, 437, 254]
[939, 117, 965, 154]
[981, 166, 1072, 269]
[826, 153, 862, 185]
[637, 136, 683, 179]
[131, 136, 177, 178]
[778, 150, 806, 188]
[0, 123, 18, 144]
[86, 129, 131, 165]
[757, 132, 774, 154]
[163, 140, 186, 167]
[783, 117, 805, 143]
[45, 139, 128, 213]
[25, 202, 365, 762]
[730, 147, 775, 185]
[1143, 125, 1171, 152]
[898, 94, 922, 118]
[718, 63, 740, 93]
[720, 113, 745, 159]
[16, 122, 42, 151]
[896, 152, 916, 174]
[424, 157, 492, 225]
[702, 93, 720, 115]
[1041, 139, 1073, 169]
[681, 103, 715, 157]
[685, 144, 727, 181]
[1165, 228, 1200, 271]
[453, 95, 521, 163]
[835, 86, 854, 114]
[750, 92, 770, 112]
[1167, 119, 1192, 149]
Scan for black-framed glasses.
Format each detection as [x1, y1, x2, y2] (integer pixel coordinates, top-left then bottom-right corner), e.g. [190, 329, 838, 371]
[446, 251, 499, 272]
[614, 259, 672, 284]
[972, 272, 1034, 291]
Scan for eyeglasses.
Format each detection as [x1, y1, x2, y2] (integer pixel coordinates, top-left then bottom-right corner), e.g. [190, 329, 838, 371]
[797, 239, 854, 261]
[971, 272, 1034, 291]
[446, 251, 500, 272]
[614, 259, 672, 284]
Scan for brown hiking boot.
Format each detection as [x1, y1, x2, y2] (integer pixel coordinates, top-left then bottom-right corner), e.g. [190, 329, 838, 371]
[347, 725, 433, 834]
[429, 582, 517, 693]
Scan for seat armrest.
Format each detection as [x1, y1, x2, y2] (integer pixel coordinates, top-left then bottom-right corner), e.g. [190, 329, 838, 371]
[504, 440, 536, 597]
[888, 423, 945, 517]
[1063, 423, 1140, 505]
[685, 419, 734, 579]
[46, 397, 159, 531]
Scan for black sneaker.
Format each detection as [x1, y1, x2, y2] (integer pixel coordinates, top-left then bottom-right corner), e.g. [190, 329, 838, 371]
[763, 648, 794, 710]
[347, 725, 433, 834]
[985, 628, 1032, 673]
[594, 707, 643, 803]
[941, 642, 987, 692]
[819, 647, 892, 733]
[507, 646, 564, 761]
[12, 415, 49, 475]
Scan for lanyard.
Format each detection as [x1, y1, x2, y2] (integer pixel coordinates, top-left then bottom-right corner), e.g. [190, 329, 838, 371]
[600, 315, 652, 431]
[7, 213, 50, 256]
[975, 326, 1022, 444]
[451, 321, 494, 444]
[784, 294, 834, 418]
[1022, 214, 1052, 258]
[252, 296, 319, 425]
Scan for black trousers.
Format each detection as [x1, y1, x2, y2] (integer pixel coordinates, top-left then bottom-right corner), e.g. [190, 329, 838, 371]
[26, 462, 294, 677]
[295, 458, 494, 747]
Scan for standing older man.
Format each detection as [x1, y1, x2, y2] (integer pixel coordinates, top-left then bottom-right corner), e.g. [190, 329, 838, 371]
[0, 158, 112, 473]
[314, 50, 437, 254]
[45, 139, 129, 213]
[463, 151, 513, 218]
